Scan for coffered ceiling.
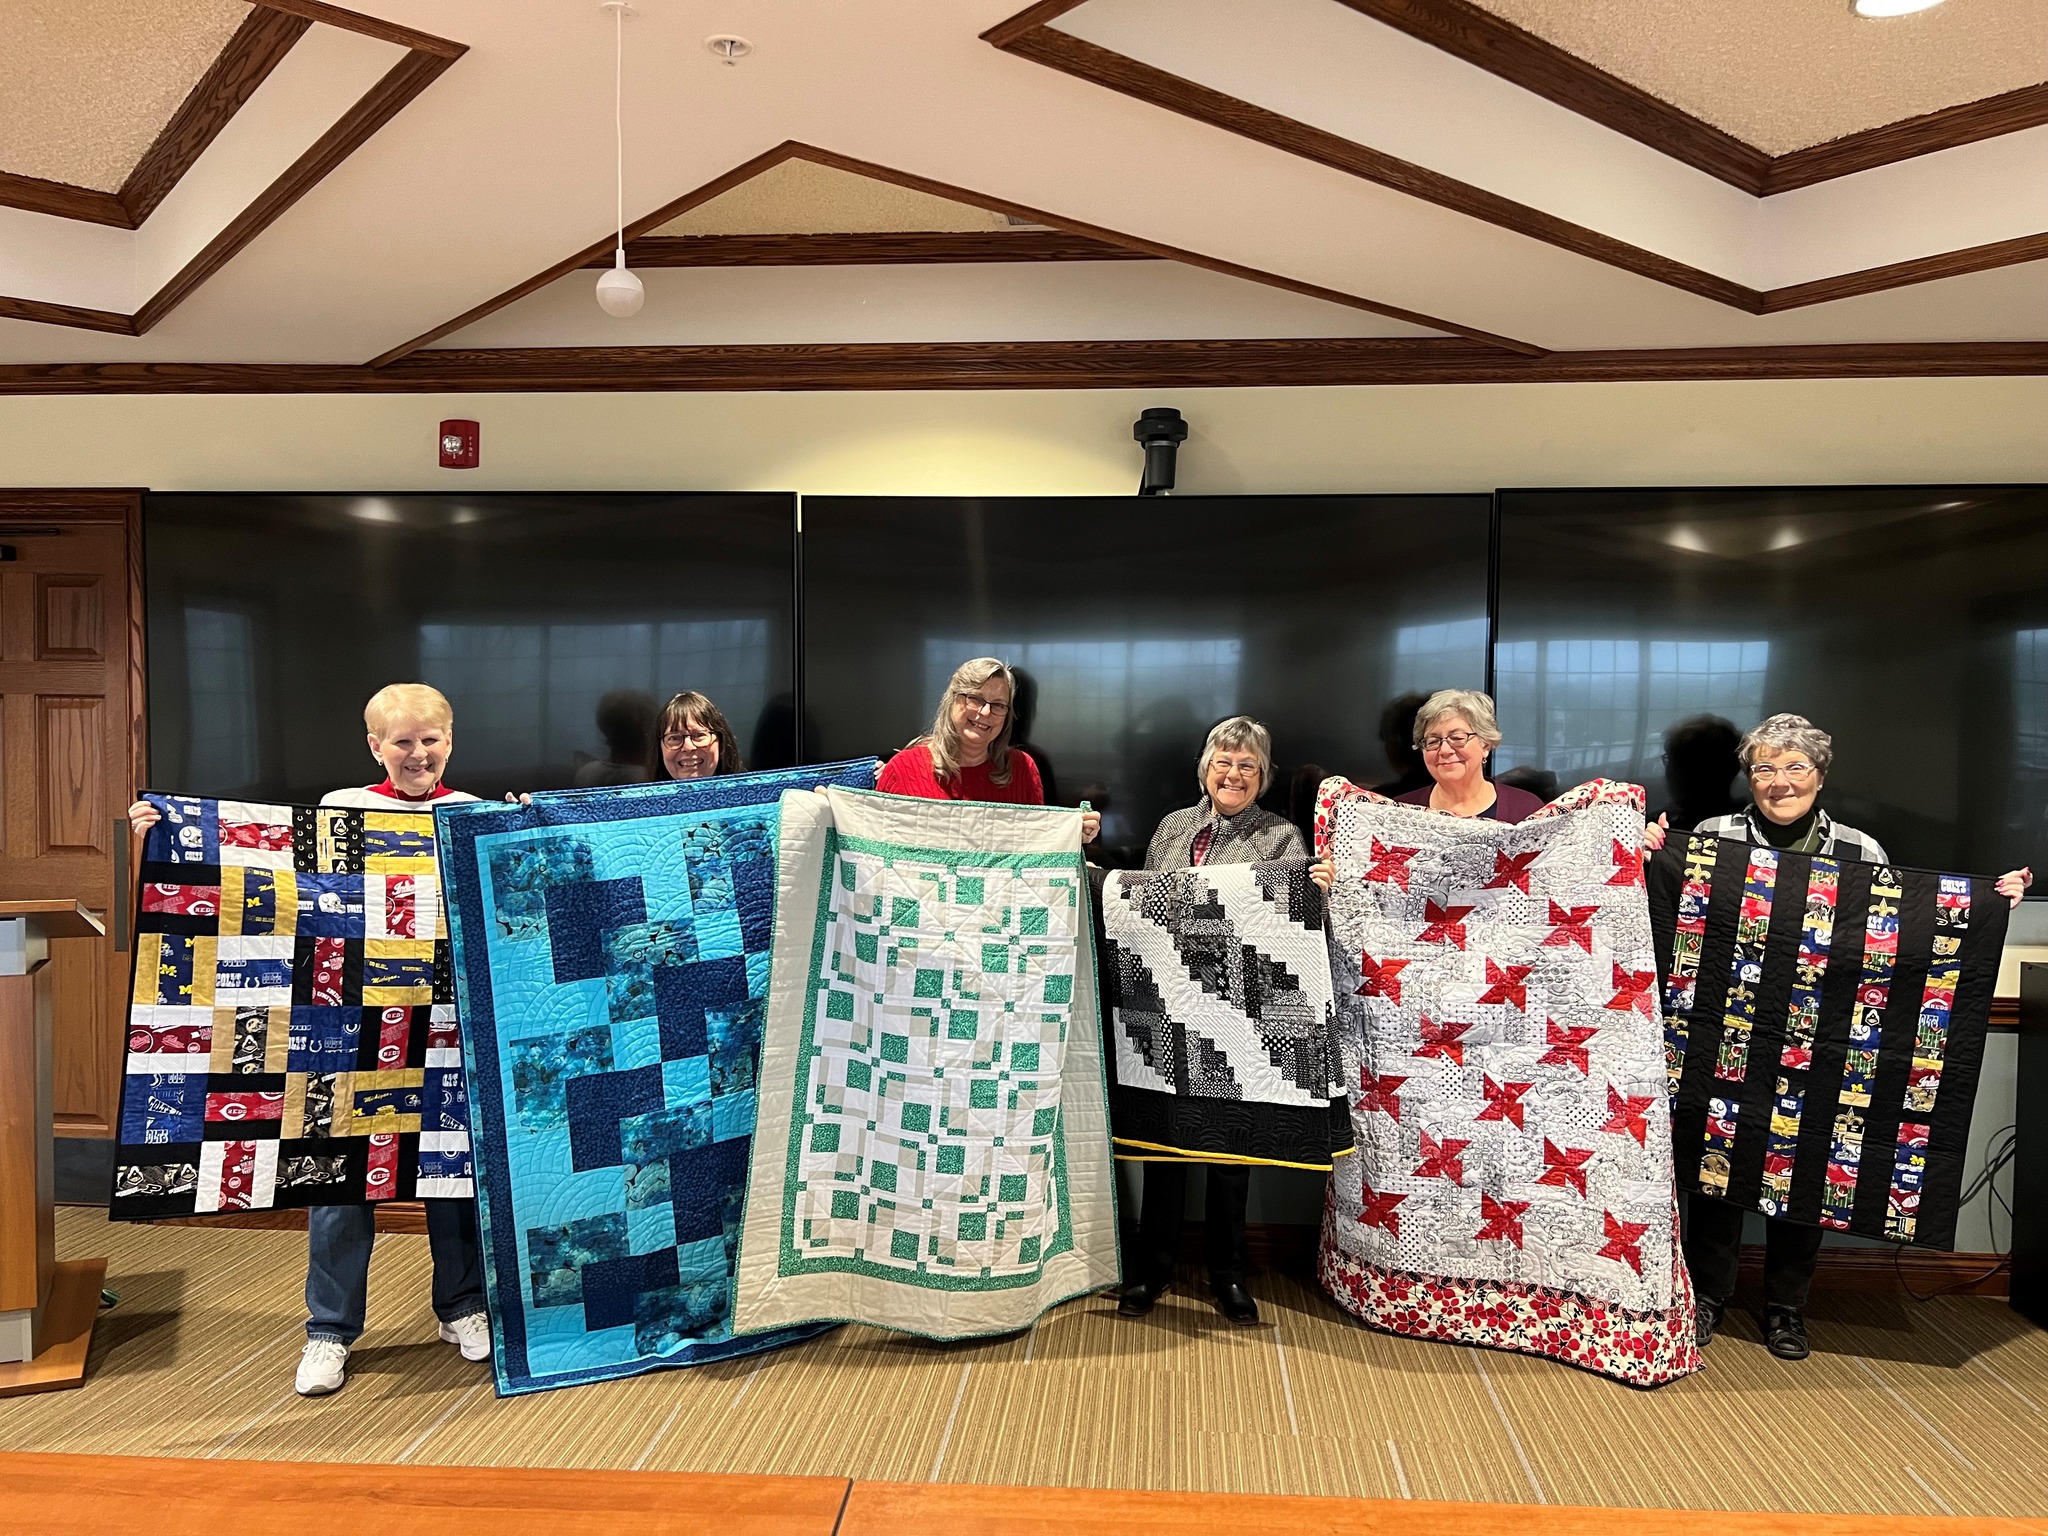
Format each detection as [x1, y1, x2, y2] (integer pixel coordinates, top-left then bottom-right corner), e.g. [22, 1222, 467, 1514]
[5, 0, 2048, 390]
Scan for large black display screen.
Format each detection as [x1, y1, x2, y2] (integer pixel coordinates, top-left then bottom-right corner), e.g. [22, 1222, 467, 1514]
[1495, 486, 2048, 878]
[800, 495, 1492, 866]
[145, 493, 796, 803]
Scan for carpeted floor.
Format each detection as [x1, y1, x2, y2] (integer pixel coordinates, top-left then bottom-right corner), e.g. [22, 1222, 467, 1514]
[3, 1210, 2046, 1519]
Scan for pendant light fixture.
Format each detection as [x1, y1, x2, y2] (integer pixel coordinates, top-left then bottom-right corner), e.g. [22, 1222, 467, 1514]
[595, 0, 644, 317]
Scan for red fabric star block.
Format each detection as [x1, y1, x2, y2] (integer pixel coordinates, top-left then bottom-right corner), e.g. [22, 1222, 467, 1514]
[1477, 957, 1532, 1011]
[1537, 1138, 1594, 1197]
[1365, 838, 1422, 891]
[1416, 900, 1475, 949]
[1540, 900, 1599, 952]
[1475, 1191, 1530, 1247]
[1598, 1211, 1651, 1276]
[1539, 1018, 1598, 1074]
[1477, 1074, 1533, 1129]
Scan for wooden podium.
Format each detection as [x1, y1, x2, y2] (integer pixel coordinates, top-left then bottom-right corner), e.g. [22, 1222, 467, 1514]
[0, 900, 108, 1395]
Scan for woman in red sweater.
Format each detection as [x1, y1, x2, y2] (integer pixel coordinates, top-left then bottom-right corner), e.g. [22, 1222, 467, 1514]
[877, 657, 1100, 845]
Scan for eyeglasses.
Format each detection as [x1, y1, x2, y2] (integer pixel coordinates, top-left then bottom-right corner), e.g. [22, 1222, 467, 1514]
[1210, 757, 1261, 777]
[955, 693, 1010, 718]
[1748, 762, 1817, 783]
[1422, 730, 1482, 753]
[663, 729, 716, 750]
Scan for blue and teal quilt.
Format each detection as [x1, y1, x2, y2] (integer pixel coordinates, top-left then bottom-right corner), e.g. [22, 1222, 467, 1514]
[437, 761, 874, 1395]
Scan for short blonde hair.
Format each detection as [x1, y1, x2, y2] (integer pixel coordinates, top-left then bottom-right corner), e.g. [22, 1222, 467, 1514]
[1413, 688, 1501, 750]
[364, 683, 453, 739]
[924, 657, 1018, 785]
[1197, 716, 1273, 798]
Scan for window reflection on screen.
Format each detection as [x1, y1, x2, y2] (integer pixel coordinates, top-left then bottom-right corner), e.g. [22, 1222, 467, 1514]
[804, 495, 1492, 865]
[421, 618, 773, 780]
[183, 607, 259, 793]
[146, 494, 795, 802]
[1496, 487, 2048, 878]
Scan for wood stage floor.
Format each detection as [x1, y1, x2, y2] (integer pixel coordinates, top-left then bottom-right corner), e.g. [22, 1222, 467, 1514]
[1, 1210, 2044, 1533]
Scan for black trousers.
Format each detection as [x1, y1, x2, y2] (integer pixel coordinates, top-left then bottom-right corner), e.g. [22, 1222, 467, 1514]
[1684, 1192, 1825, 1310]
[1131, 1161, 1251, 1288]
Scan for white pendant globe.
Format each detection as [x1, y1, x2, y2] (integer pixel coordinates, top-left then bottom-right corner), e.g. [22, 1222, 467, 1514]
[595, 252, 644, 317]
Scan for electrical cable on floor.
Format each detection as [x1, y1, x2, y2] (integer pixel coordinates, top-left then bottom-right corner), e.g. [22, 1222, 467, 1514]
[1896, 1124, 2016, 1302]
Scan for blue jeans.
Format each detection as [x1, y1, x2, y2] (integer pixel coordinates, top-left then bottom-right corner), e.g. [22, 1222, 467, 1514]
[305, 1201, 485, 1345]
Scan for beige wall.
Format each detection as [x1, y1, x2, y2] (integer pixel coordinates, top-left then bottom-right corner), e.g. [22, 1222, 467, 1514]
[6, 374, 2048, 491]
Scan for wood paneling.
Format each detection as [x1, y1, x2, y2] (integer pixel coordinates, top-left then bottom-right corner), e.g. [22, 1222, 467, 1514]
[0, 495, 142, 1142]
[0, 1454, 851, 1536]
[840, 1481, 2042, 1536]
[591, 230, 1158, 268]
[17, 337, 2048, 392]
[369, 141, 1535, 366]
[36, 579, 101, 661]
[0, 296, 137, 336]
[36, 700, 103, 854]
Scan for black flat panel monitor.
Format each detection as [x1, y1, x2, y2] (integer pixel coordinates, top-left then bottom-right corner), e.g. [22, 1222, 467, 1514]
[1495, 485, 2048, 881]
[800, 495, 1493, 866]
[145, 493, 797, 803]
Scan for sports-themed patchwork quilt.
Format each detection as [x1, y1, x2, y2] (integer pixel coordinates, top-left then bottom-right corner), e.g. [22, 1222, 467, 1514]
[732, 787, 1118, 1341]
[1098, 859, 1351, 1169]
[1649, 835, 2007, 1249]
[1314, 778, 1699, 1387]
[437, 762, 875, 1395]
[113, 795, 470, 1218]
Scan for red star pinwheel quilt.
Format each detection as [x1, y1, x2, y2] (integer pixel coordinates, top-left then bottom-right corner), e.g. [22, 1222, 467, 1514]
[1312, 777, 1699, 1387]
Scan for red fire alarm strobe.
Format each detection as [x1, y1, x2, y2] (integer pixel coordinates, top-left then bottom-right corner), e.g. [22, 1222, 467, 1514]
[439, 418, 480, 469]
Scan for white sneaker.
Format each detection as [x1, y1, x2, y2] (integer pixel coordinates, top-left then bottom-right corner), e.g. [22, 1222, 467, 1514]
[295, 1339, 348, 1396]
[438, 1311, 491, 1363]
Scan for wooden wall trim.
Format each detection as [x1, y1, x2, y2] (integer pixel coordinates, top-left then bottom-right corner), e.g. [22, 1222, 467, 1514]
[1331, 0, 1773, 195]
[589, 230, 1158, 268]
[0, 8, 311, 231]
[14, 337, 2048, 394]
[251, 0, 468, 57]
[371, 140, 1533, 366]
[132, 44, 462, 335]
[2, 9, 465, 339]
[984, 6, 2048, 314]
[1330, 0, 2048, 198]
[990, 24, 1759, 312]
[117, 7, 313, 226]
[0, 170, 133, 229]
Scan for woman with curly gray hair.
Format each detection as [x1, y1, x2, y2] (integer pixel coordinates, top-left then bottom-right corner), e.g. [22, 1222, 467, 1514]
[1308, 689, 1540, 893]
[1666, 711, 2030, 1366]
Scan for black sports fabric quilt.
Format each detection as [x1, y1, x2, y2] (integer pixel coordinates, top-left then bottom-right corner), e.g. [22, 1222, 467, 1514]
[1648, 833, 2007, 1249]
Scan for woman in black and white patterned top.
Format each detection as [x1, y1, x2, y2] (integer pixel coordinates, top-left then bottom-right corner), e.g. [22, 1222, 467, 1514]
[1119, 716, 1305, 1329]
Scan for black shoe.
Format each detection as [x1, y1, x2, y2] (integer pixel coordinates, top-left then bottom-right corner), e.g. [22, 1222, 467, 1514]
[1212, 1281, 1259, 1326]
[1117, 1275, 1170, 1317]
[1695, 1295, 1725, 1348]
[1764, 1306, 1810, 1360]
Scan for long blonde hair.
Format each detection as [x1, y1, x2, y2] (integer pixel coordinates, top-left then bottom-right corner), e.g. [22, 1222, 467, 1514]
[922, 656, 1018, 785]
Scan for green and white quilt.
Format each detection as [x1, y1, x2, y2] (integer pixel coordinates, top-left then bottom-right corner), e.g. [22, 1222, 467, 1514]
[733, 786, 1118, 1339]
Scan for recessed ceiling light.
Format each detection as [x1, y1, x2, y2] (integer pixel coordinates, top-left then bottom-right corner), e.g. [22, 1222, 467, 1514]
[1852, 0, 1946, 17]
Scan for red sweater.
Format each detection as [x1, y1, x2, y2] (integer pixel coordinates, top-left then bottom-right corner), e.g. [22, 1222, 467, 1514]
[877, 745, 1044, 806]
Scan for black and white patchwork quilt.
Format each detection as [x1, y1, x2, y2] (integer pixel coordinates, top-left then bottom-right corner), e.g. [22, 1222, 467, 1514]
[1098, 858, 1352, 1168]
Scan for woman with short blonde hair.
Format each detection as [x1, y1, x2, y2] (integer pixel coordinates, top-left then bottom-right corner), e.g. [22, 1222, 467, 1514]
[876, 657, 1099, 842]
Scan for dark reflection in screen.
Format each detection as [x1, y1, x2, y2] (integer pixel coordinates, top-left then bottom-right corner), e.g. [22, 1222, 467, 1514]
[800, 496, 1491, 866]
[146, 493, 796, 803]
[1495, 486, 2048, 879]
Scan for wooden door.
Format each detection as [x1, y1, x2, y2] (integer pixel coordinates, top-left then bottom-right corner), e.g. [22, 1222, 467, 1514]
[0, 492, 144, 1139]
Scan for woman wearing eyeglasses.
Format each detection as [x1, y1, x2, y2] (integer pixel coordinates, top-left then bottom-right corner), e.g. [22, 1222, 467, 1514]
[1308, 689, 1536, 893]
[1667, 712, 2029, 1364]
[877, 656, 1101, 844]
[657, 690, 742, 780]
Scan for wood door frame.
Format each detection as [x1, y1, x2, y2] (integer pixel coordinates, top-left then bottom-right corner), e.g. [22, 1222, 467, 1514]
[0, 490, 146, 1137]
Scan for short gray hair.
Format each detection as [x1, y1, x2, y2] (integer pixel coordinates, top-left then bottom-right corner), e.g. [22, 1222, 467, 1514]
[1197, 715, 1273, 797]
[1412, 688, 1502, 750]
[1739, 713, 1832, 777]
